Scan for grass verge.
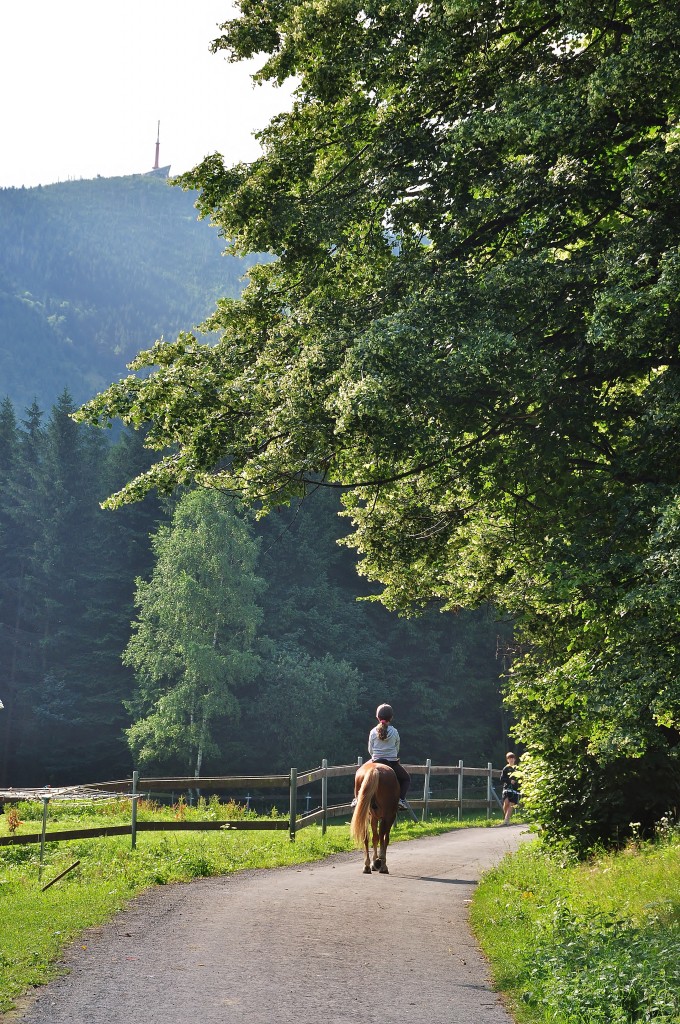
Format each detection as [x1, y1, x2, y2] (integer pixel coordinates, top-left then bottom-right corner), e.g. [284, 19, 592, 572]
[0, 802, 495, 1013]
[470, 827, 680, 1024]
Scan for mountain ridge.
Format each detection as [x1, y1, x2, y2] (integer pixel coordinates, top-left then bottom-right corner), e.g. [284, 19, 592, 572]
[0, 173, 251, 412]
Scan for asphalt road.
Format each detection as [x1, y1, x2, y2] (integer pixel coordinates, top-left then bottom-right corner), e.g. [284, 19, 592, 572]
[11, 824, 529, 1024]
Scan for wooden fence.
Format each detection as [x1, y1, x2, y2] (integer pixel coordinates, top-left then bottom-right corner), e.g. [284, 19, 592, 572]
[0, 759, 503, 856]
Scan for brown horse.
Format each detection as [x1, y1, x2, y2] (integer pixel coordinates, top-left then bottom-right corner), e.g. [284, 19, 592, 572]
[349, 761, 400, 874]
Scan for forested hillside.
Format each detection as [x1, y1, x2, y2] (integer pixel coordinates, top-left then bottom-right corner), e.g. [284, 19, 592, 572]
[0, 174, 251, 411]
[0, 176, 508, 786]
[0, 391, 507, 786]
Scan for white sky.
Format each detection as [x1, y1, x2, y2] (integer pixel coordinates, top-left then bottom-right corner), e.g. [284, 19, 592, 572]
[0, 1, 294, 188]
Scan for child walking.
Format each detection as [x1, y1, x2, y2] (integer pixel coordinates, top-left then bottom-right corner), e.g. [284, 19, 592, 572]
[367, 703, 410, 809]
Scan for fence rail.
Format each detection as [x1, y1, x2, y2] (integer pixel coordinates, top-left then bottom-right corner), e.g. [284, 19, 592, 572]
[91, 774, 293, 792]
[0, 759, 504, 861]
[0, 820, 291, 846]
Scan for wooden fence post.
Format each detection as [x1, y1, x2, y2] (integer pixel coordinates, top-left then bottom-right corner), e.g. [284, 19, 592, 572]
[289, 768, 297, 842]
[487, 762, 493, 820]
[458, 759, 464, 822]
[422, 758, 431, 822]
[321, 759, 328, 836]
[131, 770, 139, 850]
[38, 796, 49, 880]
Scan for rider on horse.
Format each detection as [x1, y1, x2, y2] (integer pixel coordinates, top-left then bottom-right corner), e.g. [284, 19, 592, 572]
[365, 703, 410, 809]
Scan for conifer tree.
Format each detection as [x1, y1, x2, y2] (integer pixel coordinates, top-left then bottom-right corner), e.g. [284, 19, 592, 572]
[0, 399, 46, 783]
[0, 397, 21, 784]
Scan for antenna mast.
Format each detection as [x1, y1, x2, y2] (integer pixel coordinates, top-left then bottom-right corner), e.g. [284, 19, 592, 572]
[153, 121, 160, 171]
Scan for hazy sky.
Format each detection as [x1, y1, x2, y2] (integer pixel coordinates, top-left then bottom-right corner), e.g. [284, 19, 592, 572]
[0, 1, 294, 188]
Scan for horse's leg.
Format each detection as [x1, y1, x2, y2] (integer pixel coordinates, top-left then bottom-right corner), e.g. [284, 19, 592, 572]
[363, 828, 371, 873]
[370, 811, 381, 870]
[378, 818, 395, 874]
[378, 821, 388, 873]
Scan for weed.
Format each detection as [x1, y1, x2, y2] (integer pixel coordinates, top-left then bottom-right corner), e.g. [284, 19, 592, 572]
[6, 809, 22, 834]
[472, 836, 680, 1024]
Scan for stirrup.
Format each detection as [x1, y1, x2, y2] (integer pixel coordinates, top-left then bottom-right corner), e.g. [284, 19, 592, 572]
[398, 799, 409, 809]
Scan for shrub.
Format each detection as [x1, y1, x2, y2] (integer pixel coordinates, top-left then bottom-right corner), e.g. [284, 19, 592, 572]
[520, 744, 680, 856]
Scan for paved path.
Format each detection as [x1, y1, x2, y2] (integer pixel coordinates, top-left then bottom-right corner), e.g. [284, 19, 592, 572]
[12, 825, 528, 1024]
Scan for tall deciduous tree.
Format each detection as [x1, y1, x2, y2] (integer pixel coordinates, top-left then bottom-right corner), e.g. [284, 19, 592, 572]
[78, 1, 680, 847]
[124, 489, 262, 776]
[247, 645, 364, 772]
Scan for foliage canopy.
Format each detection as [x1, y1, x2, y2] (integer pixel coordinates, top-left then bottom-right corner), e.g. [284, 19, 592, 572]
[78, 0, 680, 847]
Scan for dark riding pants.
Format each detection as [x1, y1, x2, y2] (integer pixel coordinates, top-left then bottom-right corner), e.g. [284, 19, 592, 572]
[372, 758, 410, 800]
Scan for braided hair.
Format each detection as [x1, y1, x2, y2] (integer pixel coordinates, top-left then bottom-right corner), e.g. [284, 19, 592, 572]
[376, 703, 394, 741]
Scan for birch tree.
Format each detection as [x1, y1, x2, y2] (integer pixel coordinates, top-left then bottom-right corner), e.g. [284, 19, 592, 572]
[124, 489, 262, 776]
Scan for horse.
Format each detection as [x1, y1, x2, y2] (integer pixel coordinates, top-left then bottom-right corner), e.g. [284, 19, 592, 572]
[349, 761, 400, 874]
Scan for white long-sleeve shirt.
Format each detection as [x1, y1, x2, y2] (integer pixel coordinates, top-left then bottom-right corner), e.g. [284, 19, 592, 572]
[368, 724, 400, 761]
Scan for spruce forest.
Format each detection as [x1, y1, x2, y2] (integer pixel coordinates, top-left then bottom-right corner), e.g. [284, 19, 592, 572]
[0, 174, 508, 787]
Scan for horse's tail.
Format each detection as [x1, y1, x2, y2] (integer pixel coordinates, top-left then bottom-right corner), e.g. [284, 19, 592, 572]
[350, 766, 379, 846]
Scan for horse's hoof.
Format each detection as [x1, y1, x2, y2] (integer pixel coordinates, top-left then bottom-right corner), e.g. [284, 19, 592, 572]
[372, 860, 381, 871]
[379, 866, 389, 874]
[363, 866, 371, 874]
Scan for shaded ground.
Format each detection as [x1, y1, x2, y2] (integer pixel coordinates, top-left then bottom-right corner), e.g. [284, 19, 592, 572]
[9, 824, 529, 1024]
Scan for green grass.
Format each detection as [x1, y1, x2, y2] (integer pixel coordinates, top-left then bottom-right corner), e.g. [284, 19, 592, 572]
[470, 825, 680, 1024]
[0, 800, 495, 1013]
